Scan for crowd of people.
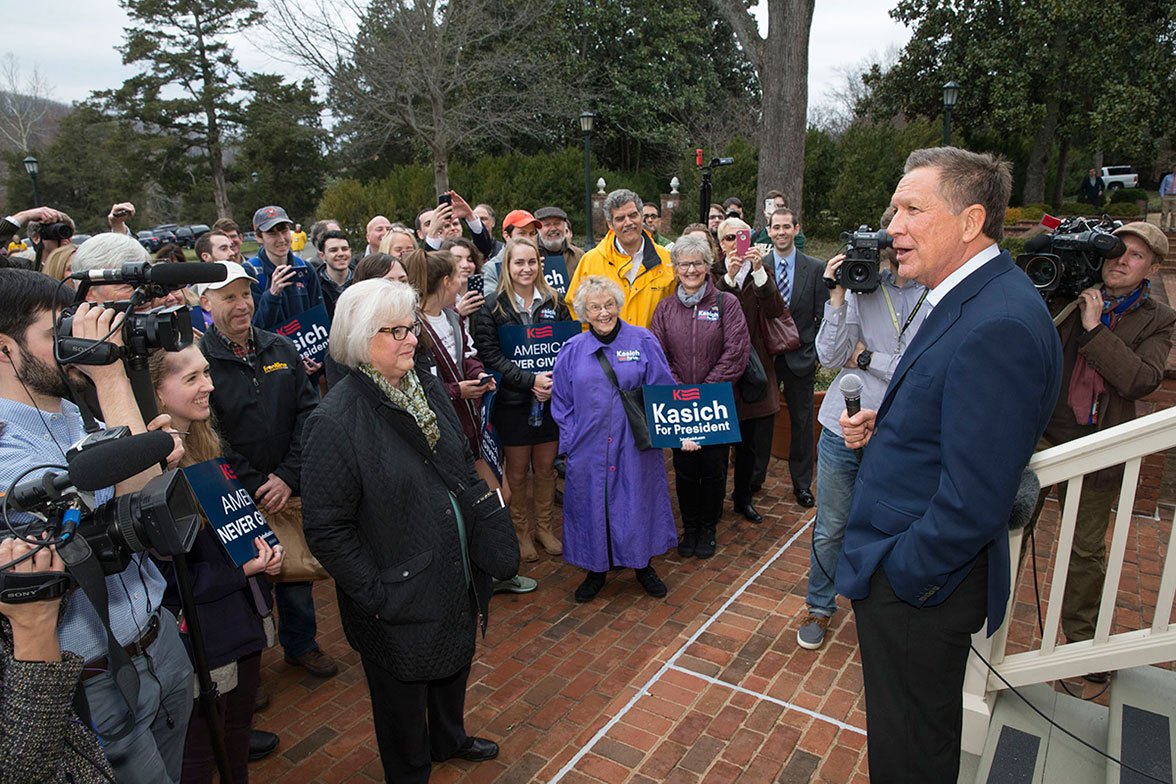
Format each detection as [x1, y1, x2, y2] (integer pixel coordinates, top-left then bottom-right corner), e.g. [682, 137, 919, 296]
[1, 147, 1172, 782]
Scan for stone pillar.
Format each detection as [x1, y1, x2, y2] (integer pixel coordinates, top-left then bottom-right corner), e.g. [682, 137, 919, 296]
[592, 178, 608, 240]
[661, 193, 679, 237]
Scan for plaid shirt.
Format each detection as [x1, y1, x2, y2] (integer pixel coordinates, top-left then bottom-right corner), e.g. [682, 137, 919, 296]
[218, 328, 257, 365]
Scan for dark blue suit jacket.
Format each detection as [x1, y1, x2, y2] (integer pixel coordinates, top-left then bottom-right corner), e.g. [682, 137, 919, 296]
[835, 250, 1062, 634]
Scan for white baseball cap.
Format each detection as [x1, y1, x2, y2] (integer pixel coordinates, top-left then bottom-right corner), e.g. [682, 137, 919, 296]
[196, 262, 258, 296]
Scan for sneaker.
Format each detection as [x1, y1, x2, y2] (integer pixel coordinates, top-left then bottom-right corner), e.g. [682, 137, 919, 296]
[796, 612, 831, 650]
[284, 647, 338, 677]
[634, 566, 667, 598]
[492, 575, 538, 594]
[574, 571, 607, 603]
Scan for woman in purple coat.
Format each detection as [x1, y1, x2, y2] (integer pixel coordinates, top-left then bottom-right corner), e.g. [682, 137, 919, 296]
[552, 275, 679, 603]
[649, 235, 751, 559]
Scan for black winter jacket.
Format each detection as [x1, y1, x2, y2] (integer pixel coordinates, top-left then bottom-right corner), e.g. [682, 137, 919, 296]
[472, 293, 572, 408]
[200, 326, 319, 497]
[300, 369, 517, 681]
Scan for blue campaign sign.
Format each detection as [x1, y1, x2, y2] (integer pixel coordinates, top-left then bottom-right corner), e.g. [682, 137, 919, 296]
[642, 383, 742, 448]
[497, 321, 582, 373]
[542, 255, 571, 296]
[479, 372, 504, 482]
[181, 459, 279, 568]
[275, 304, 330, 364]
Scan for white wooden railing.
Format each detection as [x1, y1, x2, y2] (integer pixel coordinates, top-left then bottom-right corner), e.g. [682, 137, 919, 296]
[961, 406, 1176, 754]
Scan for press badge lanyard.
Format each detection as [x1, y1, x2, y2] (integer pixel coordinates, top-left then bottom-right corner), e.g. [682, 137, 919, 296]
[881, 284, 928, 352]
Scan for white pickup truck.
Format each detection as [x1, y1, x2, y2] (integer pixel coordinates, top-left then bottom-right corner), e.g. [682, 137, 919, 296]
[1101, 165, 1139, 192]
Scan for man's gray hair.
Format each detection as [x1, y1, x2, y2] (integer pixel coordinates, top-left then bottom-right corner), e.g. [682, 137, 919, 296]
[330, 279, 418, 368]
[904, 146, 1012, 242]
[670, 234, 713, 266]
[572, 275, 626, 317]
[72, 232, 150, 273]
[603, 189, 643, 220]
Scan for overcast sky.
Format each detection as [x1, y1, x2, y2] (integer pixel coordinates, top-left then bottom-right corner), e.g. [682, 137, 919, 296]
[11, 0, 911, 122]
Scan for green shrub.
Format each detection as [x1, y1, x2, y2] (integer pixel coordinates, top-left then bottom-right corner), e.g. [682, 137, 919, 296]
[1110, 187, 1149, 203]
[1105, 202, 1140, 217]
[1059, 201, 1089, 215]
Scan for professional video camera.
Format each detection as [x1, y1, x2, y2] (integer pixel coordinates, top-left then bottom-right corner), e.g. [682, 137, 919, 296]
[836, 226, 893, 293]
[1016, 216, 1125, 300]
[0, 429, 200, 602]
[54, 261, 226, 367]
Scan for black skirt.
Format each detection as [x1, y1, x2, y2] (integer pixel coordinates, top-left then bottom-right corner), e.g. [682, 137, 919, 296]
[492, 399, 559, 446]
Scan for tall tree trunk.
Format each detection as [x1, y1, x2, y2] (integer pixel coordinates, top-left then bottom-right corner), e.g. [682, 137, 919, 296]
[1051, 136, 1070, 209]
[208, 135, 231, 219]
[1022, 98, 1058, 205]
[756, 0, 815, 222]
[433, 144, 450, 196]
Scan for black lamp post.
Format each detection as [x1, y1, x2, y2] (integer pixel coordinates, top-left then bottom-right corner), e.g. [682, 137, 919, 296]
[23, 156, 40, 207]
[942, 81, 960, 147]
[580, 111, 595, 246]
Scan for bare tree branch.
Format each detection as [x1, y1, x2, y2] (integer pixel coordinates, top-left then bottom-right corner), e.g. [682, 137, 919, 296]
[0, 55, 55, 152]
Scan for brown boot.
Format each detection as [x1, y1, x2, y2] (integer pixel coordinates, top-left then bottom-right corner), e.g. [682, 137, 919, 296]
[532, 477, 562, 556]
[512, 477, 538, 562]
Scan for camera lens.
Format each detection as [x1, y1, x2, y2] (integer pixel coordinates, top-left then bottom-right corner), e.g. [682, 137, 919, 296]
[847, 262, 870, 283]
[1024, 256, 1060, 289]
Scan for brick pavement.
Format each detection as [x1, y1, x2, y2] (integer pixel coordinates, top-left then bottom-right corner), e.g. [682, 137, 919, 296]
[246, 449, 1172, 783]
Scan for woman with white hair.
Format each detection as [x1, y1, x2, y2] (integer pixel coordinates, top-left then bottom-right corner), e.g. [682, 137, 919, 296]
[299, 279, 518, 782]
[550, 275, 678, 603]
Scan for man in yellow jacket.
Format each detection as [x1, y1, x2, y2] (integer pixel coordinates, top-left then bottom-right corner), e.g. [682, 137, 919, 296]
[565, 188, 674, 328]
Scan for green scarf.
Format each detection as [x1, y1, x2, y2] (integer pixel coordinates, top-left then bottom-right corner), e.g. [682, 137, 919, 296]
[360, 363, 440, 449]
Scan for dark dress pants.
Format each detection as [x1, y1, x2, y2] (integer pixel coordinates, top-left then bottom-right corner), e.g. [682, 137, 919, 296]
[181, 651, 262, 784]
[732, 414, 775, 504]
[360, 656, 471, 783]
[672, 444, 729, 525]
[775, 359, 816, 492]
[852, 551, 988, 782]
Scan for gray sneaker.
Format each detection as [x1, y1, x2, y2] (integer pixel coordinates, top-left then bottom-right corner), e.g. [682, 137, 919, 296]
[796, 611, 831, 650]
[492, 575, 538, 594]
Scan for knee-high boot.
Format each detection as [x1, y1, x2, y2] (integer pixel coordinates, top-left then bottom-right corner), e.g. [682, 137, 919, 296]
[532, 477, 562, 556]
[512, 476, 538, 562]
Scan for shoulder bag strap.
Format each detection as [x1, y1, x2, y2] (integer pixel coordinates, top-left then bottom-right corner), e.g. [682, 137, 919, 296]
[594, 347, 620, 389]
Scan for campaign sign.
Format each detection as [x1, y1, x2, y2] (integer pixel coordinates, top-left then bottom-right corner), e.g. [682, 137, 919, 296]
[275, 304, 330, 364]
[497, 321, 582, 373]
[642, 383, 742, 448]
[542, 255, 571, 296]
[182, 459, 279, 568]
[479, 372, 504, 482]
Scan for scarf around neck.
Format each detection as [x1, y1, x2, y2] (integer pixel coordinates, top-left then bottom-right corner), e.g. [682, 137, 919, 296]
[1067, 280, 1150, 426]
[360, 363, 440, 449]
[677, 280, 708, 308]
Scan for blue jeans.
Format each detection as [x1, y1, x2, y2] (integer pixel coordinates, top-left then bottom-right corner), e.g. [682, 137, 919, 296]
[275, 581, 319, 658]
[85, 610, 194, 784]
[807, 428, 860, 616]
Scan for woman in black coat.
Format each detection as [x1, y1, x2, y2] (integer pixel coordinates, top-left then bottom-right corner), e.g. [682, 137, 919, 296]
[472, 237, 572, 563]
[301, 279, 519, 783]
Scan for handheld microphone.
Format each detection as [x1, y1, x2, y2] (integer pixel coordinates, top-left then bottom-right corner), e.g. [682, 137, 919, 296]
[72, 262, 228, 287]
[839, 372, 865, 462]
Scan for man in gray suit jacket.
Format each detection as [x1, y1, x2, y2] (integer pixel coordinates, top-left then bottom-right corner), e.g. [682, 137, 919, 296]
[766, 208, 828, 507]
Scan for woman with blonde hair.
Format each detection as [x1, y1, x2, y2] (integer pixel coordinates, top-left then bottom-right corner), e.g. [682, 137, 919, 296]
[41, 244, 78, 284]
[472, 237, 571, 562]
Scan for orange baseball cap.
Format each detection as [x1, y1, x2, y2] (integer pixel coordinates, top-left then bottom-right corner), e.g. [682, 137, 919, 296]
[502, 209, 541, 233]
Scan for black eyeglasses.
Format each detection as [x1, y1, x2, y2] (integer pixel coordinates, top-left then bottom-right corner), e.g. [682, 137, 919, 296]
[377, 321, 421, 340]
[721, 234, 737, 242]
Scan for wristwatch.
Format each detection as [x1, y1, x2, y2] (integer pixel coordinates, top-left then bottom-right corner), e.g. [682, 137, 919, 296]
[857, 349, 873, 371]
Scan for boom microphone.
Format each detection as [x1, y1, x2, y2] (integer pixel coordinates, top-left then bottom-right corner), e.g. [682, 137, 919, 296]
[1022, 233, 1054, 254]
[839, 372, 865, 462]
[68, 431, 176, 491]
[72, 262, 228, 287]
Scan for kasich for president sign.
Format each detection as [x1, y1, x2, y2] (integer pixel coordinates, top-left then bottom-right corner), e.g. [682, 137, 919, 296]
[182, 458, 280, 567]
[496, 321, 582, 372]
[642, 383, 742, 448]
[276, 304, 330, 364]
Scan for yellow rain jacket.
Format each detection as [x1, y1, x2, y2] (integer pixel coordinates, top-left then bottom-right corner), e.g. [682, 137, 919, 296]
[565, 231, 674, 328]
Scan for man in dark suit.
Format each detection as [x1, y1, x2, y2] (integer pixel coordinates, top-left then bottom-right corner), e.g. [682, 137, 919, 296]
[836, 147, 1062, 781]
[767, 208, 828, 507]
[1079, 168, 1105, 208]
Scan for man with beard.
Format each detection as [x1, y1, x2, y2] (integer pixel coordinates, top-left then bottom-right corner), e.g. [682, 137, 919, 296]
[534, 206, 585, 282]
[0, 268, 194, 783]
[565, 189, 673, 328]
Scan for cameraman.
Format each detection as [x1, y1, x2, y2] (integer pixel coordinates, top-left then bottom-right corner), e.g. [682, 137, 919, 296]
[0, 537, 117, 782]
[796, 212, 930, 651]
[0, 268, 193, 783]
[1037, 222, 1175, 674]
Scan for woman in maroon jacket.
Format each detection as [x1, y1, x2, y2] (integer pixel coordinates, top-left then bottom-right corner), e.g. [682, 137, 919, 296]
[649, 234, 751, 558]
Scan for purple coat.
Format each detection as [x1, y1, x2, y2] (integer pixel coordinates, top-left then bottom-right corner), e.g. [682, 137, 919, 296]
[551, 322, 678, 571]
[649, 283, 751, 386]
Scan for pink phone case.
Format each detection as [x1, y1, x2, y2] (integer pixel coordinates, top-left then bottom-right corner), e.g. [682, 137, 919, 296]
[736, 229, 751, 256]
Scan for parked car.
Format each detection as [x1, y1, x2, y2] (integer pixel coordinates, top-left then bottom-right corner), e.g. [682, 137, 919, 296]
[1100, 166, 1139, 192]
[174, 226, 194, 248]
[138, 229, 164, 252]
[151, 225, 179, 246]
[187, 224, 211, 241]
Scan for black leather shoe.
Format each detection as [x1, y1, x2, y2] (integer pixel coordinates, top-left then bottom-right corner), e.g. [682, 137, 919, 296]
[574, 571, 607, 603]
[735, 502, 763, 523]
[248, 730, 279, 762]
[635, 565, 667, 597]
[794, 488, 815, 508]
[451, 736, 499, 762]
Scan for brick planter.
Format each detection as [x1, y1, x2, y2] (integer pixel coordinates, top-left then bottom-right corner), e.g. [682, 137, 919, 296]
[771, 389, 825, 460]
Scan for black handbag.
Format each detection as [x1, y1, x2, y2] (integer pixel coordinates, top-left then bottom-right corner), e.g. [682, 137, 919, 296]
[717, 290, 768, 402]
[594, 348, 654, 450]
